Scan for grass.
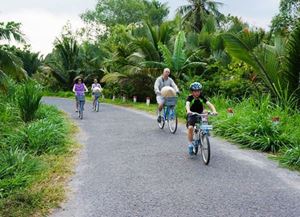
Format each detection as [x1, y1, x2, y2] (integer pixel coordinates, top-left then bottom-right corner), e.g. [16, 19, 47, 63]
[0, 83, 80, 217]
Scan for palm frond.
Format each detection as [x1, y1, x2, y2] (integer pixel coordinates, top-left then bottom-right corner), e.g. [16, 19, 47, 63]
[285, 22, 300, 95]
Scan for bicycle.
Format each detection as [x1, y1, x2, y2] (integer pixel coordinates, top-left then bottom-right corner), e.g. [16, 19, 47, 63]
[77, 94, 85, 119]
[158, 96, 178, 134]
[190, 112, 213, 165]
[93, 92, 101, 112]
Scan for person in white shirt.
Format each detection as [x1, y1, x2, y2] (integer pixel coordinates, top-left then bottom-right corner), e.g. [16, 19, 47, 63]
[154, 68, 179, 123]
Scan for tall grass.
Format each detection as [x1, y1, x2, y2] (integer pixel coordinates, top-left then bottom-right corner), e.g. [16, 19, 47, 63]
[17, 80, 43, 123]
[0, 148, 43, 198]
[1, 83, 75, 216]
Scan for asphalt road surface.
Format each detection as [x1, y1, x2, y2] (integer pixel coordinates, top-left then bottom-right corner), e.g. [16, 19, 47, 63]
[45, 97, 300, 217]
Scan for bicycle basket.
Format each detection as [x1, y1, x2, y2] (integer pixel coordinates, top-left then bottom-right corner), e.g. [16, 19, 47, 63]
[200, 124, 213, 131]
[164, 97, 177, 106]
[77, 95, 85, 101]
[94, 92, 101, 97]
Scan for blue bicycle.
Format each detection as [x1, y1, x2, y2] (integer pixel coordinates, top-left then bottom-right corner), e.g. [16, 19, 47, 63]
[190, 112, 213, 165]
[158, 97, 178, 134]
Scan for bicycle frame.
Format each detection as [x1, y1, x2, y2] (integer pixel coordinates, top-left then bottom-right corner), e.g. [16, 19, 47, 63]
[163, 105, 175, 121]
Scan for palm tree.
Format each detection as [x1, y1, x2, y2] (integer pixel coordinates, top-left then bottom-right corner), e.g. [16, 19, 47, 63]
[46, 36, 82, 89]
[144, 31, 206, 80]
[178, 0, 224, 32]
[223, 26, 300, 107]
[0, 22, 27, 81]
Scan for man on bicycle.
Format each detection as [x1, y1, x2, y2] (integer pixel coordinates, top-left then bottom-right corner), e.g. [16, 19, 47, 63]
[154, 68, 179, 123]
[186, 82, 217, 155]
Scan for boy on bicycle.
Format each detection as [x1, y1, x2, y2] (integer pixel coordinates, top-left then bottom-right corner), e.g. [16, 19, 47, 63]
[186, 82, 217, 155]
[154, 68, 180, 123]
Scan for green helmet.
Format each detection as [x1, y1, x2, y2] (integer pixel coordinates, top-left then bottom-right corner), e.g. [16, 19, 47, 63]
[189, 82, 202, 91]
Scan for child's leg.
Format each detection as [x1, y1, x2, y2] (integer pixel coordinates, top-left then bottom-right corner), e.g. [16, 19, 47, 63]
[188, 126, 193, 142]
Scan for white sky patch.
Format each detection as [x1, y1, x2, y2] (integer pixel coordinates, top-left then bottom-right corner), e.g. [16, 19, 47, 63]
[0, 8, 85, 55]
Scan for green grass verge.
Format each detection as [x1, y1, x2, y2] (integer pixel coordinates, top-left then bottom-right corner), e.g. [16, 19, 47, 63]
[0, 103, 80, 217]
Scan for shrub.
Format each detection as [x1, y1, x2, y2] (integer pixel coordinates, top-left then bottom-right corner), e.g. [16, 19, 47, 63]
[17, 80, 43, 123]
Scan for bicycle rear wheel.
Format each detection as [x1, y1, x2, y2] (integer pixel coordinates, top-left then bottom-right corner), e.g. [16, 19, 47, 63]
[200, 134, 210, 165]
[168, 107, 177, 134]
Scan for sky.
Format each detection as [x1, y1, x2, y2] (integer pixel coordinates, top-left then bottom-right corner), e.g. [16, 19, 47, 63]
[0, 0, 280, 55]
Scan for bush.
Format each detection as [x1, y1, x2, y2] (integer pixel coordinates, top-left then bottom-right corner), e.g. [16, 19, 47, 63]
[0, 148, 43, 198]
[17, 80, 43, 123]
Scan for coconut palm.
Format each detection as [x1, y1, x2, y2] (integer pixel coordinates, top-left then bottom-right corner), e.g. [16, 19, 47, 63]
[178, 0, 224, 32]
[46, 36, 82, 89]
[143, 31, 206, 79]
[223, 25, 300, 107]
[0, 22, 27, 81]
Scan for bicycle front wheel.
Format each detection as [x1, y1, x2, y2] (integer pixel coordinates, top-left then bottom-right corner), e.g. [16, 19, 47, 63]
[96, 100, 99, 112]
[158, 115, 165, 129]
[168, 108, 177, 134]
[200, 134, 210, 165]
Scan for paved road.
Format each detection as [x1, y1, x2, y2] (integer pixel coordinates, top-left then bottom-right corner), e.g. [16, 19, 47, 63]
[46, 97, 300, 217]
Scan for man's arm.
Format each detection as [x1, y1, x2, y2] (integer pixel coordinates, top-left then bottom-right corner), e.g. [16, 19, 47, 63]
[170, 78, 179, 93]
[154, 78, 160, 95]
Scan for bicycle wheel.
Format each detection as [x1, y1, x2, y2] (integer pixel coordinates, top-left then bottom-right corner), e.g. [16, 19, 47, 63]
[158, 109, 165, 129]
[168, 107, 177, 134]
[200, 134, 210, 165]
[79, 101, 84, 119]
[193, 140, 199, 155]
[158, 115, 165, 129]
[96, 100, 99, 112]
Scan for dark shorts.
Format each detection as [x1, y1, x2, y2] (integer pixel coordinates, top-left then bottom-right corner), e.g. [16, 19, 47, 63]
[186, 114, 201, 128]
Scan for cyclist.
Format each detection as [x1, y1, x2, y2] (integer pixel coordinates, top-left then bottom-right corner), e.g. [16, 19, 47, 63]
[154, 68, 179, 122]
[72, 77, 88, 112]
[186, 82, 217, 155]
[91, 78, 102, 109]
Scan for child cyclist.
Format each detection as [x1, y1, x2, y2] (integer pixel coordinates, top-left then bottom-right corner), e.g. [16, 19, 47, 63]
[186, 82, 218, 155]
[91, 78, 102, 109]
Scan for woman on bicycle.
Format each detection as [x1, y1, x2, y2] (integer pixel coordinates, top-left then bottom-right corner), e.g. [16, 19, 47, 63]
[186, 82, 217, 155]
[91, 78, 102, 109]
[72, 77, 88, 112]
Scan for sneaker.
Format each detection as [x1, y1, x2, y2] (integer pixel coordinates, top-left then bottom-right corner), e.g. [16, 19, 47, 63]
[75, 109, 78, 112]
[157, 116, 162, 123]
[188, 144, 194, 155]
